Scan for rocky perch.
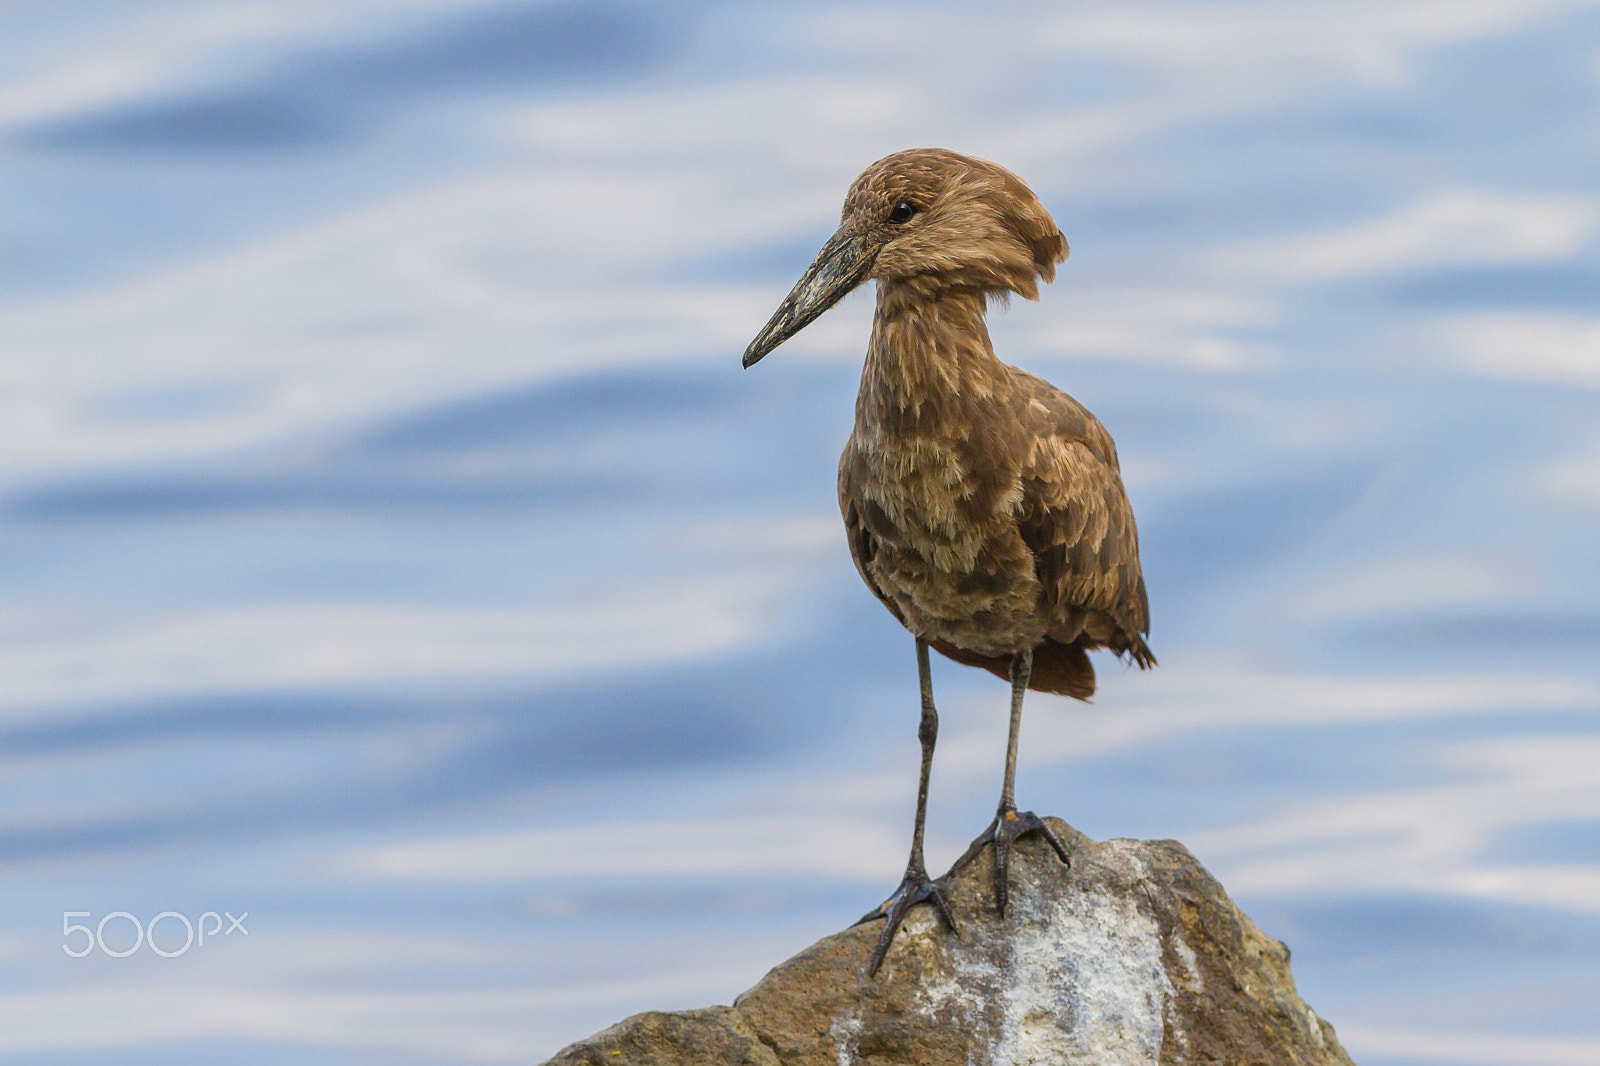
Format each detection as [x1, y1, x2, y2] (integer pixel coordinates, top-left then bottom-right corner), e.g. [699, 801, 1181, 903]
[540, 820, 1355, 1065]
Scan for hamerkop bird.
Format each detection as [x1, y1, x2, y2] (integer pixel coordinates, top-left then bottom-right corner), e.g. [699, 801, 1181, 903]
[743, 149, 1154, 974]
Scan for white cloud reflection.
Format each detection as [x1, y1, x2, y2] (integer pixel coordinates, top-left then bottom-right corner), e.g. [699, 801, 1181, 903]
[1189, 735, 1600, 913]
[0, 575, 792, 721]
[1543, 451, 1600, 503]
[1224, 191, 1600, 280]
[1440, 312, 1600, 387]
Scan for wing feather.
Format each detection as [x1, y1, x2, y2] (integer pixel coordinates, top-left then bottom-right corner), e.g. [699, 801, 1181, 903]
[1010, 369, 1154, 667]
[839, 465, 907, 627]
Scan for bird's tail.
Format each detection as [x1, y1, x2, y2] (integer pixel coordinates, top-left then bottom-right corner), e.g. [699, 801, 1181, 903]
[929, 637, 1096, 701]
[1124, 634, 1157, 670]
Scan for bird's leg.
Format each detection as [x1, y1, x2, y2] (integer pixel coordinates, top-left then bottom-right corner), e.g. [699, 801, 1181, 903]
[854, 637, 956, 975]
[943, 647, 1070, 916]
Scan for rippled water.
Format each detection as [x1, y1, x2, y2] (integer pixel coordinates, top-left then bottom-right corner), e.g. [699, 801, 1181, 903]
[2, 2, 1597, 1063]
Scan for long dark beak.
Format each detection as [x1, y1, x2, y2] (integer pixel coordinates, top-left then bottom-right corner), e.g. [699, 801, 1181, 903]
[742, 228, 878, 368]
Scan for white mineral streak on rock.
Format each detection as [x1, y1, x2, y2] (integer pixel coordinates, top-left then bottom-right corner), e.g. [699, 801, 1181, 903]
[828, 1010, 861, 1066]
[1171, 932, 1204, 993]
[908, 845, 1178, 1065]
[1000, 882, 1173, 1063]
[908, 905, 997, 1023]
[1304, 1002, 1329, 1051]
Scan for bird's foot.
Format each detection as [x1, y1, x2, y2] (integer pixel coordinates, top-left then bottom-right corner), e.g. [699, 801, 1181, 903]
[945, 808, 1069, 917]
[853, 865, 957, 976]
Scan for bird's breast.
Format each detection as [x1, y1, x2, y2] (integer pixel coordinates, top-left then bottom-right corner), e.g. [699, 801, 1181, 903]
[845, 427, 1004, 562]
[841, 421, 1046, 655]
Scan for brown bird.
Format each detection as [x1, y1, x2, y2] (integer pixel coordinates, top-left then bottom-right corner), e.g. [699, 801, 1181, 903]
[742, 148, 1155, 974]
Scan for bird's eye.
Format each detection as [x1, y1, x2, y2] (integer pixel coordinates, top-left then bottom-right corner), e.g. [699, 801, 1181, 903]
[888, 201, 916, 224]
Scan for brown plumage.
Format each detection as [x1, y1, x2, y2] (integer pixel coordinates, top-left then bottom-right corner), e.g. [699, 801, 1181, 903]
[743, 148, 1154, 974]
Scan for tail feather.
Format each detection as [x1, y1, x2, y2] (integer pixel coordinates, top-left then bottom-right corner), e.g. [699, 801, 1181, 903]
[929, 637, 1097, 700]
[1125, 634, 1157, 670]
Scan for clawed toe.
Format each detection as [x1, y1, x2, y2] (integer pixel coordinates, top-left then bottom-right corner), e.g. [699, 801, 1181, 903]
[854, 869, 957, 976]
[946, 809, 1069, 916]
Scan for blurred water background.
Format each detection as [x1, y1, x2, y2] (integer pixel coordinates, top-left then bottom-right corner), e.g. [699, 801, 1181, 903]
[1, 1, 1598, 1062]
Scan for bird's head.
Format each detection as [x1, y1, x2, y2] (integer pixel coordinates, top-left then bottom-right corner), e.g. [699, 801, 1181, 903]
[742, 148, 1067, 368]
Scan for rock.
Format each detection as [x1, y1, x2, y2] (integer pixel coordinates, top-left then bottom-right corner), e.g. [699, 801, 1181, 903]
[539, 820, 1355, 1065]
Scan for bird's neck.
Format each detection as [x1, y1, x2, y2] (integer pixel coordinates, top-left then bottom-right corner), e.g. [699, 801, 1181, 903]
[858, 284, 1009, 431]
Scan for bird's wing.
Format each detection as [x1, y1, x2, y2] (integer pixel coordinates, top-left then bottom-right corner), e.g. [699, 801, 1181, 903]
[1009, 369, 1152, 653]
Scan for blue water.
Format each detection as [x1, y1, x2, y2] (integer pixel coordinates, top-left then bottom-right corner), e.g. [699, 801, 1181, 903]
[1, 2, 1597, 1062]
